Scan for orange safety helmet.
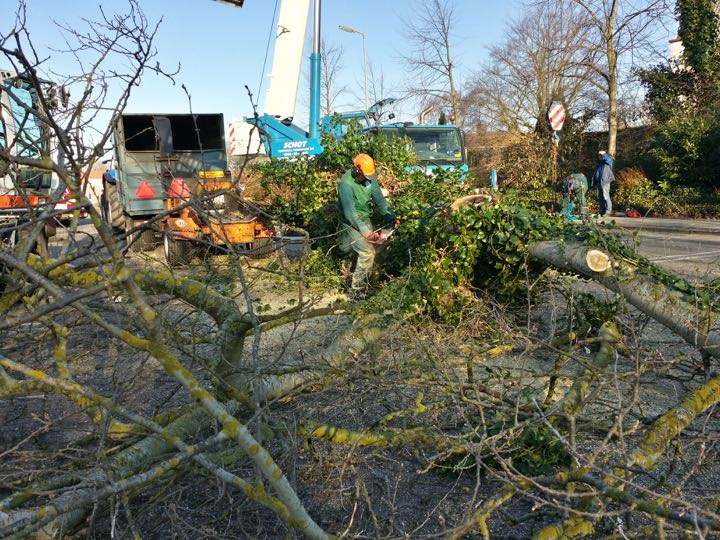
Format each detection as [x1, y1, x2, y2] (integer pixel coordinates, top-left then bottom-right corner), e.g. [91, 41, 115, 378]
[353, 153, 377, 180]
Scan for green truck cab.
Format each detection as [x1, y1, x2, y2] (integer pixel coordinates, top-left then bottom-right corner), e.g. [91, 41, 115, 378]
[0, 69, 64, 253]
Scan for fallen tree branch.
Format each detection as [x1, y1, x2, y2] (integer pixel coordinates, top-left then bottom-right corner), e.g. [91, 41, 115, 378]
[529, 241, 720, 358]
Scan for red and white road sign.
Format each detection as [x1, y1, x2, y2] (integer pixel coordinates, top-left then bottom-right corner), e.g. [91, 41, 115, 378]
[546, 102, 566, 132]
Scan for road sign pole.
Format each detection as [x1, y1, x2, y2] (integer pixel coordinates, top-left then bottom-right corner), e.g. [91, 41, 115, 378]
[545, 101, 565, 214]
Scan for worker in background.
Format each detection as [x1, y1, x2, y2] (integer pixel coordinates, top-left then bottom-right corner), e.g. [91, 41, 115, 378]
[337, 153, 397, 298]
[561, 173, 588, 220]
[592, 150, 615, 217]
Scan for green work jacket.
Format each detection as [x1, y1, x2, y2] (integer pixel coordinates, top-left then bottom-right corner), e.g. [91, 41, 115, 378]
[337, 169, 395, 236]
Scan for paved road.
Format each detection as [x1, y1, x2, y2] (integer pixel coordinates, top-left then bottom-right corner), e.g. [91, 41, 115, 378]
[53, 217, 719, 281]
[601, 217, 720, 281]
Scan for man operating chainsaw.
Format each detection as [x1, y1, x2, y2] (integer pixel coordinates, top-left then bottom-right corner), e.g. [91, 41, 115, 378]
[337, 153, 397, 298]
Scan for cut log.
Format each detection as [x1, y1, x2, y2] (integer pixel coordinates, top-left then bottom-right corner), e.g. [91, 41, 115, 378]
[529, 240, 720, 359]
[528, 240, 611, 276]
[450, 193, 494, 213]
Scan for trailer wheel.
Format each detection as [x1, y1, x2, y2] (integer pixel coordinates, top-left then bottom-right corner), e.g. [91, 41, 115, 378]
[163, 232, 193, 267]
[101, 180, 124, 231]
[127, 218, 156, 252]
[246, 236, 276, 259]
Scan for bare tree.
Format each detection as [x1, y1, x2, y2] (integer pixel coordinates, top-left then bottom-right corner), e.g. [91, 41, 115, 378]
[400, 0, 461, 124]
[568, 0, 670, 156]
[0, 3, 331, 539]
[320, 39, 347, 117]
[465, 0, 599, 133]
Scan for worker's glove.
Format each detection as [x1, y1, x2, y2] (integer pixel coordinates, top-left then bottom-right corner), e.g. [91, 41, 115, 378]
[364, 230, 381, 243]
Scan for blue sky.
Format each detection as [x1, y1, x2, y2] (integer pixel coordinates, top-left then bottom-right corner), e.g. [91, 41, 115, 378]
[4, 0, 522, 128]
[4, 0, 676, 132]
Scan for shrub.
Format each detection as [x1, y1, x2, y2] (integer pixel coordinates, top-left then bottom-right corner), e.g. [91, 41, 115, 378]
[497, 134, 554, 193]
[613, 167, 718, 216]
[613, 168, 665, 213]
[650, 112, 720, 189]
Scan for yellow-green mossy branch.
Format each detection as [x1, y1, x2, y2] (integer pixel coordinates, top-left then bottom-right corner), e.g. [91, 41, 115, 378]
[528, 241, 720, 359]
[25, 253, 242, 326]
[558, 321, 621, 418]
[629, 375, 720, 470]
[298, 420, 445, 449]
[532, 517, 594, 540]
[448, 481, 531, 540]
[0, 362, 295, 537]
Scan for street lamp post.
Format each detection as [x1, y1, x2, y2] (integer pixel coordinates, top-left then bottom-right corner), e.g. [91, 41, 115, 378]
[339, 24, 368, 111]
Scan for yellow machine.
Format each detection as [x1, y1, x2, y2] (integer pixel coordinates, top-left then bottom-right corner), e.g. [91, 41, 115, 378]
[162, 173, 274, 266]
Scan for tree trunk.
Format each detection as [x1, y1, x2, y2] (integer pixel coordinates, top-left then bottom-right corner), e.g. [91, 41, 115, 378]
[606, 1, 618, 157]
[528, 241, 720, 358]
[607, 45, 618, 157]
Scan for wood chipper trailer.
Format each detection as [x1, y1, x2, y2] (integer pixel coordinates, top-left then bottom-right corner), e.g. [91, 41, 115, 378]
[104, 113, 274, 266]
[162, 171, 274, 266]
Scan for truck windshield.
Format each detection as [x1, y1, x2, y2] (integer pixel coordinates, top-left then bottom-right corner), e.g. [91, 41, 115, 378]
[1, 79, 52, 190]
[2, 81, 46, 159]
[373, 127, 464, 165]
[404, 128, 463, 164]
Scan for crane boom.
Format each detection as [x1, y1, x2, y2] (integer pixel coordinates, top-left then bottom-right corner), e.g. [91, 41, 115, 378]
[264, 0, 311, 122]
[224, 0, 323, 159]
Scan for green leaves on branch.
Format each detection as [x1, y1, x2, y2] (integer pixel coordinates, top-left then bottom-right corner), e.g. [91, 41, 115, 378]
[251, 120, 417, 232]
[638, 0, 720, 189]
[381, 193, 570, 321]
[320, 119, 417, 177]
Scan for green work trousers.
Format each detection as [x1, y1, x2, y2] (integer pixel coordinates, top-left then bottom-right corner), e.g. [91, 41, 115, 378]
[339, 226, 377, 291]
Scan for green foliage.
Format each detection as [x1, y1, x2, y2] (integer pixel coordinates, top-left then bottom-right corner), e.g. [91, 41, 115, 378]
[637, 64, 694, 122]
[252, 120, 418, 233]
[613, 167, 719, 217]
[441, 417, 571, 477]
[442, 195, 567, 295]
[509, 423, 572, 476]
[575, 293, 619, 330]
[638, 0, 720, 189]
[302, 248, 340, 279]
[385, 192, 566, 321]
[375, 183, 720, 323]
[640, 0, 720, 116]
[649, 112, 720, 188]
[677, 0, 720, 76]
[384, 170, 468, 270]
[377, 192, 571, 322]
[251, 114, 718, 323]
[252, 158, 335, 227]
[614, 168, 668, 213]
[319, 119, 416, 177]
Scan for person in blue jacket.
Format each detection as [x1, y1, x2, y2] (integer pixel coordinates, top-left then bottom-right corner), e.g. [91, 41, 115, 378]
[337, 154, 396, 297]
[592, 150, 615, 217]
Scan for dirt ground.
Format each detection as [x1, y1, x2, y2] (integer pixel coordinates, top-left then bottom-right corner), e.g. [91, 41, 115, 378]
[2, 243, 719, 539]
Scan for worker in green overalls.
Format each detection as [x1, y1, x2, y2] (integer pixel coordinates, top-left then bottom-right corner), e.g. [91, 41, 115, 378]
[337, 154, 396, 298]
[561, 172, 588, 220]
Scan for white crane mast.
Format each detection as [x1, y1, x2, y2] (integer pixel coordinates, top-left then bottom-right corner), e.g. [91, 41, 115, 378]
[263, 0, 311, 122]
